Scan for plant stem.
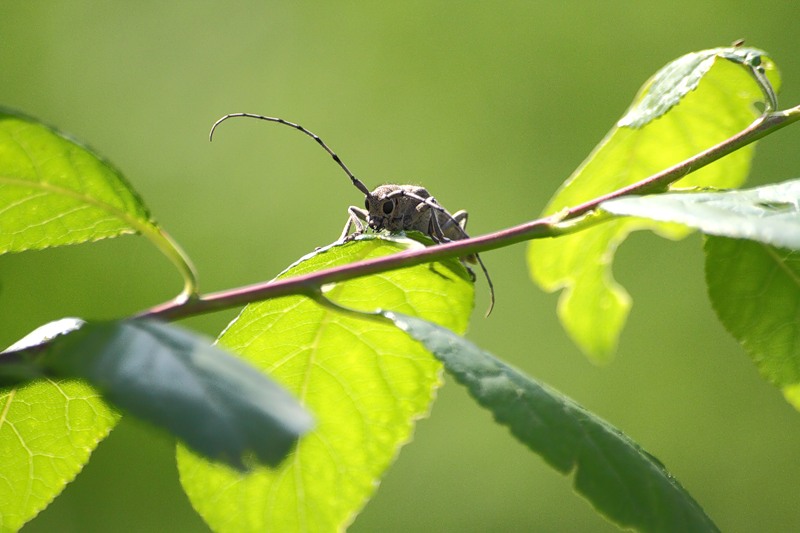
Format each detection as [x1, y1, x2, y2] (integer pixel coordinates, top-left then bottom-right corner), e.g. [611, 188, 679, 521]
[137, 105, 800, 322]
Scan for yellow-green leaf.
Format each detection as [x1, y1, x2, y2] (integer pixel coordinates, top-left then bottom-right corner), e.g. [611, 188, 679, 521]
[177, 235, 474, 532]
[0, 381, 118, 532]
[0, 319, 119, 532]
[0, 109, 154, 253]
[528, 47, 780, 363]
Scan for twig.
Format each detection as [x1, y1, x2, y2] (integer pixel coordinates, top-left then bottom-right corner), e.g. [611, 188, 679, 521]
[137, 106, 800, 322]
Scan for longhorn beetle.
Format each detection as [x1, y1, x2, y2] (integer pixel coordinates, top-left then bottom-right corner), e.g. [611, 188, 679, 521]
[209, 113, 495, 315]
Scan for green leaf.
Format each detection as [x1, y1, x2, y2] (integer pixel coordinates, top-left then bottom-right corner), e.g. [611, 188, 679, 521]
[602, 178, 800, 249]
[384, 311, 719, 532]
[618, 47, 779, 128]
[0, 320, 119, 532]
[177, 235, 474, 532]
[704, 237, 800, 410]
[0, 109, 197, 294]
[1, 319, 314, 470]
[605, 179, 800, 408]
[0, 109, 153, 253]
[528, 47, 780, 363]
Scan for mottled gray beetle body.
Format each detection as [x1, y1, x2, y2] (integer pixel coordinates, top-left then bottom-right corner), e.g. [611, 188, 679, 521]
[210, 113, 494, 314]
[341, 184, 479, 264]
[342, 185, 463, 239]
[363, 185, 438, 235]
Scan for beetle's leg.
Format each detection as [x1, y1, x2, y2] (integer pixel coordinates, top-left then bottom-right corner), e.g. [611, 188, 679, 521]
[427, 208, 447, 242]
[452, 210, 468, 231]
[437, 209, 468, 240]
[341, 206, 369, 241]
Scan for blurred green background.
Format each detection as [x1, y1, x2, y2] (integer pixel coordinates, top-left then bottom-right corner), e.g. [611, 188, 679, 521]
[2, 2, 799, 531]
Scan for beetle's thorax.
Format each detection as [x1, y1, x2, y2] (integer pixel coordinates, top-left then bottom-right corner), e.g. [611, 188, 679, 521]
[365, 184, 433, 233]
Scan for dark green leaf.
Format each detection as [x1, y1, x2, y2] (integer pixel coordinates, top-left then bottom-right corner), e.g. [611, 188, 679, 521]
[705, 237, 800, 411]
[5, 318, 313, 470]
[602, 178, 800, 250]
[384, 311, 719, 533]
[0, 318, 84, 385]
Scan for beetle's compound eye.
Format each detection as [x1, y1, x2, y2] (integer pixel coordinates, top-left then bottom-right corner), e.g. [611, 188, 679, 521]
[364, 197, 370, 210]
[382, 199, 394, 215]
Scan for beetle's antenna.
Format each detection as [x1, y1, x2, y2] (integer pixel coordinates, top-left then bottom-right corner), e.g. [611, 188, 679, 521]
[475, 255, 495, 317]
[210, 113, 372, 196]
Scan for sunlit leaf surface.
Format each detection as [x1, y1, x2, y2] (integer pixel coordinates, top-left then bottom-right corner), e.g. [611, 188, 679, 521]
[177, 235, 474, 532]
[0, 109, 154, 254]
[0, 320, 119, 532]
[528, 47, 780, 362]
